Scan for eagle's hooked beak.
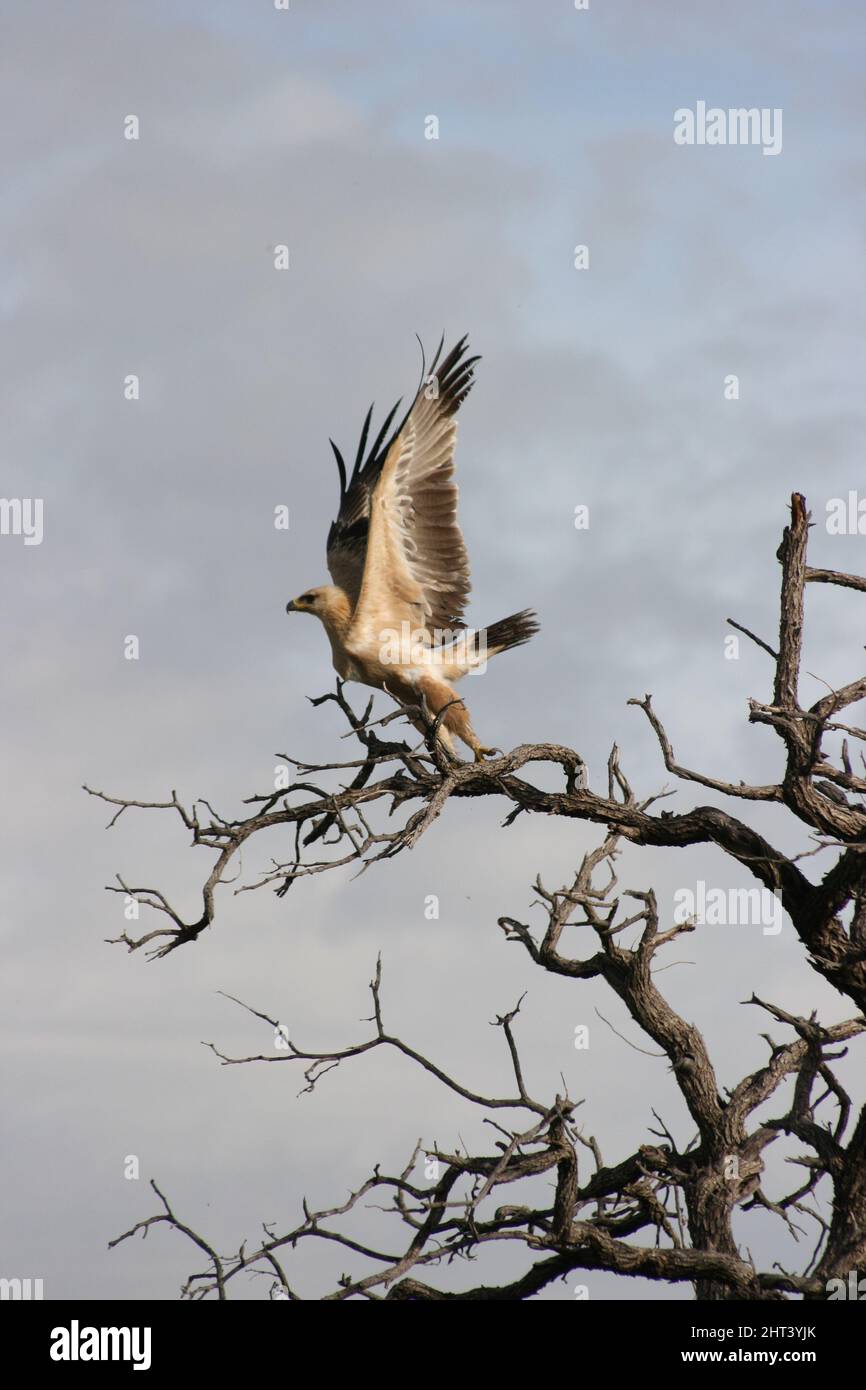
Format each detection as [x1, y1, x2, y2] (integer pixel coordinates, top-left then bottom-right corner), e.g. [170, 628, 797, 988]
[286, 599, 298, 613]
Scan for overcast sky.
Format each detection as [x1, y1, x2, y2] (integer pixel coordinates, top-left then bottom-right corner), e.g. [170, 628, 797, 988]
[2, 0, 865, 1300]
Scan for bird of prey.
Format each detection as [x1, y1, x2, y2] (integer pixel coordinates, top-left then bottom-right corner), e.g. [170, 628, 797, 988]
[286, 336, 538, 760]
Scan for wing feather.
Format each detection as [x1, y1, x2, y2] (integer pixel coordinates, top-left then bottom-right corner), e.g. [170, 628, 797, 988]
[348, 336, 479, 651]
[325, 398, 403, 603]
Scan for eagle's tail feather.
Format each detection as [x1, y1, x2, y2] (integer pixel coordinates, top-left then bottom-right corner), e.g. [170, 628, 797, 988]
[482, 608, 540, 657]
[438, 609, 539, 680]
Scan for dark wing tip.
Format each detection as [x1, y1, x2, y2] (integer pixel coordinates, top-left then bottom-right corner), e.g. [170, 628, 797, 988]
[329, 334, 480, 518]
[436, 336, 480, 417]
[352, 403, 375, 481]
[329, 438, 348, 498]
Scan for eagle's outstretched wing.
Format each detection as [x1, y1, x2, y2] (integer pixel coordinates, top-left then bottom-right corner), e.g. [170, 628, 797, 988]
[346, 336, 479, 650]
[325, 393, 404, 607]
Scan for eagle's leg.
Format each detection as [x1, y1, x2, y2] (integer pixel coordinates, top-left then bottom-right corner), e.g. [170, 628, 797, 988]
[415, 675, 490, 762]
[382, 676, 458, 758]
[472, 743, 500, 763]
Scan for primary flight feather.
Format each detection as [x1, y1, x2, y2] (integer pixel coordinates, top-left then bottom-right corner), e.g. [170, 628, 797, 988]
[286, 336, 539, 760]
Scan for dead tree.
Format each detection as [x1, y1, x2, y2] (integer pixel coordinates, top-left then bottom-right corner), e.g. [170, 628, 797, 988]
[93, 495, 866, 1300]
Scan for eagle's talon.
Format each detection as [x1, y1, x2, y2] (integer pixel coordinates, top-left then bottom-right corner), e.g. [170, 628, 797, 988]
[473, 745, 500, 763]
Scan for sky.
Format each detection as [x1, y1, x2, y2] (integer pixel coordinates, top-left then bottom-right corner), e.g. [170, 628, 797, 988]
[1, 0, 865, 1300]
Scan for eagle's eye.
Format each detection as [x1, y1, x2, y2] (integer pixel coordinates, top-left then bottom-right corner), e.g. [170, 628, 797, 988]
[300, 593, 315, 605]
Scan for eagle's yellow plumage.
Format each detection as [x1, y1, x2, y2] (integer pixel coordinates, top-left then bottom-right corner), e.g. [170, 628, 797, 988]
[287, 337, 538, 759]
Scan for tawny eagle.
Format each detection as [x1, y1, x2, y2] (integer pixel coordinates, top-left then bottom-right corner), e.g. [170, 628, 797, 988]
[286, 336, 538, 760]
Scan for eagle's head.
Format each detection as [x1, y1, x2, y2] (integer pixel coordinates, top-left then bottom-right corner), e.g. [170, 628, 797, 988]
[286, 588, 322, 615]
[286, 585, 353, 634]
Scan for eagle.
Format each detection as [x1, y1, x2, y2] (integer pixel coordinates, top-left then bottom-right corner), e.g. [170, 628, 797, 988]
[286, 336, 539, 760]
